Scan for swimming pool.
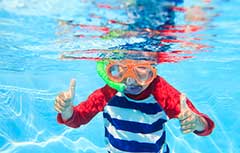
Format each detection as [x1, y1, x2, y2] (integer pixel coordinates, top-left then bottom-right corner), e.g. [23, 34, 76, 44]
[0, 0, 239, 152]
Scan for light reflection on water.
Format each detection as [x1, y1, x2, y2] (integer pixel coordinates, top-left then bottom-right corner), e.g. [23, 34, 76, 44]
[0, 0, 240, 153]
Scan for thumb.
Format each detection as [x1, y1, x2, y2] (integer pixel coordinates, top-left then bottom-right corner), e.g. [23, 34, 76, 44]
[67, 79, 76, 99]
[179, 93, 189, 119]
[180, 93, 188, 111]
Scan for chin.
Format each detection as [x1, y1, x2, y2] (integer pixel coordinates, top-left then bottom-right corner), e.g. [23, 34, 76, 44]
[124, 91, 142, 95]
[124, 86, 144, 95]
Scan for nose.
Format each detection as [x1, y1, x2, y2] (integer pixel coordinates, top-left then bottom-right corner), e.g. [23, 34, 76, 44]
[125, 77, 137, 85]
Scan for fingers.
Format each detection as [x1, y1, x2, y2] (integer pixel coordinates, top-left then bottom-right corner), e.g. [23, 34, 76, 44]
[54, 99, 72, 113]
[181, 128, 194, 134]
[180, 111, 195, 123]
[54, 99, 65, 113]
[54, 92, 72, 113]
[56, 96, 71, 107]
[54, 101, 64, 113]
[179, 110, 200, 134]
[181, 120, 197, 134]
[57, 92, 71, 104]
[180, 113, 196, 128]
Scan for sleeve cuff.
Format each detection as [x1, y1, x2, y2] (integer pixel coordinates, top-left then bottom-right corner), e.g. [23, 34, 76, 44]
[57, 111, 78, 128]
[193, 114, 215, 136]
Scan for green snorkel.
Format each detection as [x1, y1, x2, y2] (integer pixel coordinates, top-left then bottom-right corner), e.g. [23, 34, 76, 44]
[97, 60, 126, 92]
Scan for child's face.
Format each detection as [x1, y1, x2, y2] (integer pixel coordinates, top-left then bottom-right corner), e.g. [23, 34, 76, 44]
[107, 59, 157, 95]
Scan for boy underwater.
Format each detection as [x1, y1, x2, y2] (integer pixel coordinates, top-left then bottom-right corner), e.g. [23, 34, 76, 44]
[54, 59, 215, 153]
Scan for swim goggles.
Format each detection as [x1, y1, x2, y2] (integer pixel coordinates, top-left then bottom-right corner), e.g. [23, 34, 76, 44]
[106, 60, 157, 86]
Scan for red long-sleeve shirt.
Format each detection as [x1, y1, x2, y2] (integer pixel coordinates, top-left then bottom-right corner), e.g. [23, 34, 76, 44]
[57, 76, 214, 136]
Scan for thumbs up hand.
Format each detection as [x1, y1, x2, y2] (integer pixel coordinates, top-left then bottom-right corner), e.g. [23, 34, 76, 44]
[178, 93, 207, 134]
[54, 79, 76, 120]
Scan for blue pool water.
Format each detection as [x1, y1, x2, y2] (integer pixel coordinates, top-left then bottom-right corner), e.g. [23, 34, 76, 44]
[0, 0, 240, 153]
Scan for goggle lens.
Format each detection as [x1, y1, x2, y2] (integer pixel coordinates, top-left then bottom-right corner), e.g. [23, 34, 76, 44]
[134, 66, 154, 82]
[106, 61, 156, 85]
[108, 64, 126, 81]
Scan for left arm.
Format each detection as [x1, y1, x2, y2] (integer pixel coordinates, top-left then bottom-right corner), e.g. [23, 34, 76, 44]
[152, 76, 215, 136]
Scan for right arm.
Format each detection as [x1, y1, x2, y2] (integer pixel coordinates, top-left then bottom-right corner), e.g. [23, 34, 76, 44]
[57, 84, 117, 128]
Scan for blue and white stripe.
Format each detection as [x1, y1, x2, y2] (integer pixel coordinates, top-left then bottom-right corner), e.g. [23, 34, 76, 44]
[103, 92, 169, 153]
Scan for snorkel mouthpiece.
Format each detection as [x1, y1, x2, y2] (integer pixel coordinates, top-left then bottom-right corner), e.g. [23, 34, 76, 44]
[97, 60, 126, 92]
